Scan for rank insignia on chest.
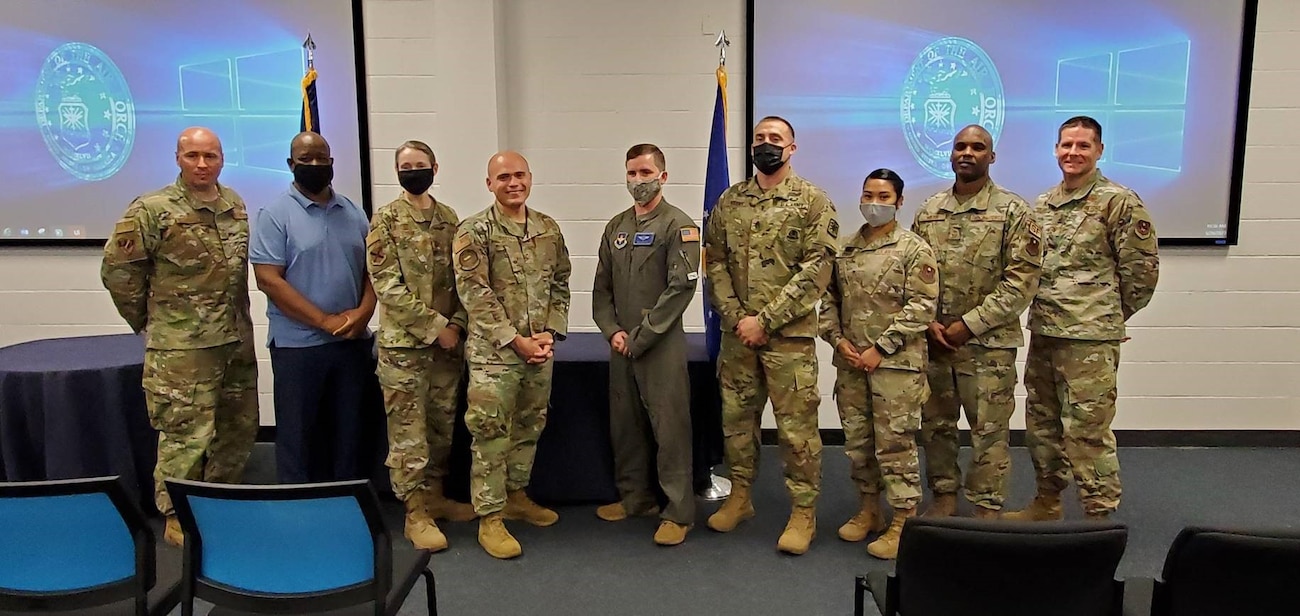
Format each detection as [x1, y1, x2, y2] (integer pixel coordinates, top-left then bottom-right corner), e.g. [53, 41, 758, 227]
[614, 232, 628, 249]
[787, 229, 799, 241]
[948, 226, 962, 242]
[633, 232, 655, 246]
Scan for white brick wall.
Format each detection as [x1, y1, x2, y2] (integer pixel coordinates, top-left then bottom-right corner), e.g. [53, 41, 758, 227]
[1, 0, 1295, 431]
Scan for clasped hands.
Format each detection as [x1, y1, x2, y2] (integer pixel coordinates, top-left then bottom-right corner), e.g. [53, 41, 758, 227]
[512, 331, 555, 364]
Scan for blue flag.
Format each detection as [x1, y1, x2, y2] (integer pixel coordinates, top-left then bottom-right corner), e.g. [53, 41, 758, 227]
[702, 66, 729, 363]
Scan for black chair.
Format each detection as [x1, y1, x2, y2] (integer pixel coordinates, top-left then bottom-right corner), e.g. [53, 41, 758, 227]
[166, 478, 436, 616]
[855, 517, 1128, 616]
[1148, 526, 1300, 616]
[0, 476, 181, 615]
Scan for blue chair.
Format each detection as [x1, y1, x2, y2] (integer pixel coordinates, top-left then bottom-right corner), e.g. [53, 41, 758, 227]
[0, 476, 181, 615]
[165, 478, 436, 616]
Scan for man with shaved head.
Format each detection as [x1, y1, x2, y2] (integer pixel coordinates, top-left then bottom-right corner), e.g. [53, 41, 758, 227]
[102, 127, 258, 547]
[909, 124, 1042, 525]
[453, 151, 571, 559]
[251, 130, 376, 485]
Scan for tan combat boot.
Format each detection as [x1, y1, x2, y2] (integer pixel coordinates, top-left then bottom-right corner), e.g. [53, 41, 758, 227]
[838, 493, 888, 542]
[1001, 492, 1063, 521]
[867, 508, 915, 560]
[706, 486, 754, 532]
[922, 492, 957, 517]
[163, 516, 184, 548]
[404, 492, 449, 553]
[776, 507, 816, 555]
[972, 505, 1000, 520]
[596, 502, 660, 522]
[477, 513, 522, 559]
[424, 480, 476, 523]
[504, 490, 559, 527]
[653, 521, 691, 546]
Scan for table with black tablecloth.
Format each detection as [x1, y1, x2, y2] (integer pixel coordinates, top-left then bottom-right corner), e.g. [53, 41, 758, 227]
[0, 332, 722, 509]
[0, 334, 156, 510]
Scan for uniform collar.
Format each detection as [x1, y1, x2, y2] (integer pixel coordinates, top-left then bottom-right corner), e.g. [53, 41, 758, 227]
[940, 179, 995, 214]
[633, 197, 671, 223]
[845, 223, 902, 252]
[492, 201, 544, 239]
[739, 172, 802, 200]
[173, 176, 233, 214]
[398, 193, 437, 223]
[1046, 169, 1103, 208]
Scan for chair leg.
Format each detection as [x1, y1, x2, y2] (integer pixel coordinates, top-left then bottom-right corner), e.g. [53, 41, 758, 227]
[854, 575, 866, 616]
[422, 568, 438, 616]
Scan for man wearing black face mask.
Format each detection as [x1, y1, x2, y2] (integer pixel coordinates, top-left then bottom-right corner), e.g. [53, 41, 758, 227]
[251, 131, 377, 484]
[702, 116, 840, 555]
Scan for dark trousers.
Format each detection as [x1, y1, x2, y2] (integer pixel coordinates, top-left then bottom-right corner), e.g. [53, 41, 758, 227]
[269, 338, 374, 483]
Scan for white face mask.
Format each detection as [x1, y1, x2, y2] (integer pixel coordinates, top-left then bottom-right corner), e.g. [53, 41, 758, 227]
[860, 202, 897, 227]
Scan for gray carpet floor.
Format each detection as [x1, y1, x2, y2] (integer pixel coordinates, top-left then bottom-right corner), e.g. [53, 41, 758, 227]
[167, 446, 1300, 616]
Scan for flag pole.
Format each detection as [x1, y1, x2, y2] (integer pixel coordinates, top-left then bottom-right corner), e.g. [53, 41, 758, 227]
[701, 28, 733, 502]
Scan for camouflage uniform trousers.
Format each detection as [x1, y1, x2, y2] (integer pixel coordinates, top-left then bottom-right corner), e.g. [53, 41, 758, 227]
[376, 345, 463, 501]
[835, 366, 926, 510]
[921, 346, 1018, 509]
[1023, 334, 1122, 515]
[144, 341, 258, 516]
[464, 361, 553, 515]
[718, 333, 822, 508]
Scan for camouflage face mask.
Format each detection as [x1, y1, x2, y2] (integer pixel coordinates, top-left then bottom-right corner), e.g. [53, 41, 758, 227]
[627, 178, 661, 205]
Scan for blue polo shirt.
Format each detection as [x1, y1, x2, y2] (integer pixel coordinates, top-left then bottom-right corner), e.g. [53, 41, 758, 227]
[250, 185, 370, 348]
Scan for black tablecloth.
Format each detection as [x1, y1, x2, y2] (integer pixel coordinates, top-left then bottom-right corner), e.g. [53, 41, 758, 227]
[0, 332, 723, 509]
[443, 332, 724, 505]
[0, 334, 156, 510]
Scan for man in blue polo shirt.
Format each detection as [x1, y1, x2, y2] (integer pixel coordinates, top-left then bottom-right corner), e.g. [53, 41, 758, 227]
[250, 131, 377, 483]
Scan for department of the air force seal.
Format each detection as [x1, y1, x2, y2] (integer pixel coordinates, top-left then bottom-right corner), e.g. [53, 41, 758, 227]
[34, 42, 136, 182]
[900, 37, 1004, 179]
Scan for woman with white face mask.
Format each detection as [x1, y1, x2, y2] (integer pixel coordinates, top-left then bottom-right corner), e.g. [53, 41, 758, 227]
[818, 168, 940, 560]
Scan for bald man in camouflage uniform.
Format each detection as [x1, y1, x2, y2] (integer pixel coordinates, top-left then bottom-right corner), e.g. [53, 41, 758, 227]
[704, 116, 838, 555]
[454, 151, 571, 559]
[911, 125, 1042, 518]
[367, 140, 477, 555]
[821, 184, 939, 559]
[1006, 116, 1159, 521]
[101, 127, 258, 548]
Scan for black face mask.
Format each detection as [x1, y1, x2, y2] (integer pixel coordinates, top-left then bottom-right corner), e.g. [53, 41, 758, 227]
[398, 168, 435, 195]
[752, 142, 787, 175]
[293, 163, 334, 195]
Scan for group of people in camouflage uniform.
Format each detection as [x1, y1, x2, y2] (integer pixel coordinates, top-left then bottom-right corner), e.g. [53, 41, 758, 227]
[701, 114, 1158, 560]
[100, 110, 1157, 562]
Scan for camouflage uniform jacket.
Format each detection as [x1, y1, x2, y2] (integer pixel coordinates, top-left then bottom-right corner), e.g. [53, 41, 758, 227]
[911, 179, 1042, 348]
[703, 173, 839, 338]
[101, 177, 253, 350]
[820, 225, 939, 372]
[367, 194, 468, 349]
[1030, 170, 1159, 341]
[453, 203, 571, 365]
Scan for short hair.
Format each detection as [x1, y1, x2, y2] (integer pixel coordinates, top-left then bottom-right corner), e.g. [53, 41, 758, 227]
[864, 168, 905, 196]
[756, 115, 796, 140]
[1057, 116, 1103, 143]
[625, 143, 666, 171]
[395, 140, 436, 166]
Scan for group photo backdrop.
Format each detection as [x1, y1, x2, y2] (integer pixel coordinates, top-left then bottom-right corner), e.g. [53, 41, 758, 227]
[0, 0, 367, 243]
[752, 0, 1255, 244]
